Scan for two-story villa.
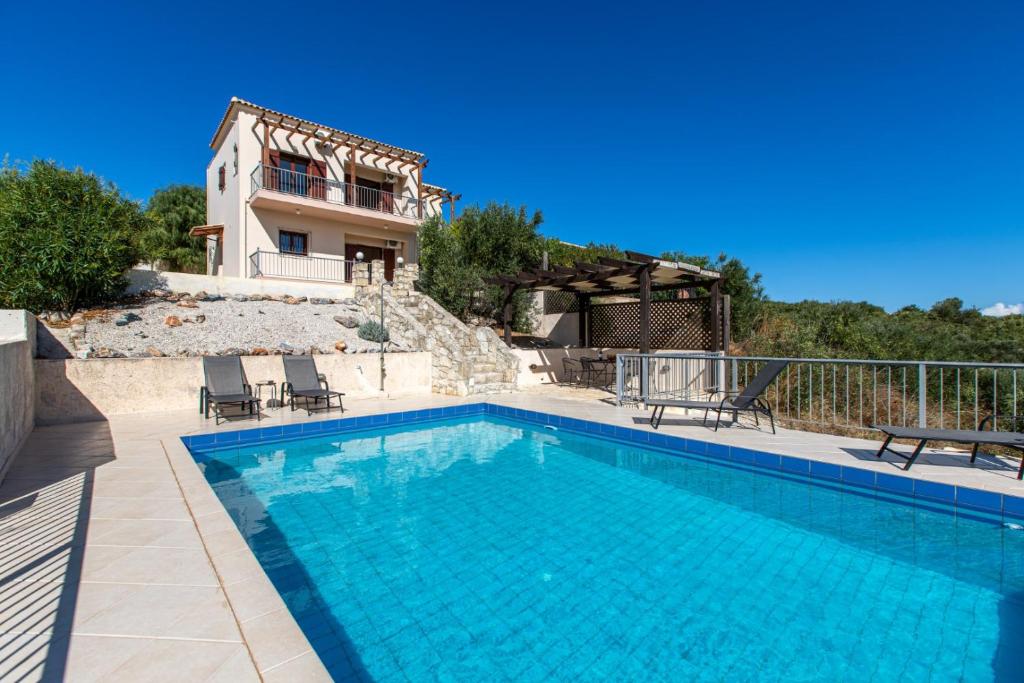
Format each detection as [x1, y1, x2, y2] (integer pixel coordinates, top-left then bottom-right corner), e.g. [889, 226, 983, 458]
[198, 98, 457, 283]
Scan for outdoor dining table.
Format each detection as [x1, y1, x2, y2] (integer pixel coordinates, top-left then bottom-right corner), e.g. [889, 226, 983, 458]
[580, 356, 615, 388]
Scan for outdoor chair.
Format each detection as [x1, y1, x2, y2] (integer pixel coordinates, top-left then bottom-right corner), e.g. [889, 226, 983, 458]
[872, 416, 1024, 480]
[647, 360, 789, 432]
[581, 356, 615, 389]
[282, 355, 344, 415]
[201, 356, 261, 424]
[562, 358, 584, 387]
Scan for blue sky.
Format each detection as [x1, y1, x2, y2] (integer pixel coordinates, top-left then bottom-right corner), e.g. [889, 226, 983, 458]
[2, 1, 1021, 312]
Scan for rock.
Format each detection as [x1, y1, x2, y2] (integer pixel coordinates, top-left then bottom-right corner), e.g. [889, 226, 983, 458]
[249, 294, 267, 301]
[282, 296, 300, 305]
[145, 346, 165, 357]
[177, 300, 199, 309]
[193, 291, 209, 301]
[309, 346, 321, 355]
[231, 294, 250, 302]
[309, 297, 332, 305]
[194, 314, 206, 324]
[342, 298, 357, 306]
[251, 347, 270, 356]
[278, 342, 303, 355]
[265, 294, 283, 302]
[219, 347, 246, 356]
[164, 315, 182, 327]
[75, 345, 94, 359]
[150, 288, 171, 298]
[334, 340, 347, 352]
[334, 315, 359, 328]
[90, 347, 125, 358]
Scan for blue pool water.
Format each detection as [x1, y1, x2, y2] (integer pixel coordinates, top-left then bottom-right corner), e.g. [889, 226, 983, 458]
[194, 416, 1024, 682]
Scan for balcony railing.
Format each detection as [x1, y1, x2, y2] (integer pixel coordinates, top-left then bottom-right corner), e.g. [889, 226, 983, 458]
[249, 249, 370, 284]
[616, 353, 1024, 433]
[250, 164, 424, 220]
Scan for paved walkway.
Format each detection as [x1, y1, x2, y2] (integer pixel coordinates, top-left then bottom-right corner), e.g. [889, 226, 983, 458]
[1, 388, 1021, 681]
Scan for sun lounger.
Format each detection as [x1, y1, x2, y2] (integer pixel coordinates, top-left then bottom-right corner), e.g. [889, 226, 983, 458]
[282, 355, 344, 415]
[647, 360, 789, 433]
[872, 418, 1024, 479]
[201, 356, 261, 424]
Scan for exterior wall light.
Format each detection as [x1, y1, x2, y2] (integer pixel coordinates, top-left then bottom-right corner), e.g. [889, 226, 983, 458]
[396, 256, 405, 267]
[355, 251, 364, 261]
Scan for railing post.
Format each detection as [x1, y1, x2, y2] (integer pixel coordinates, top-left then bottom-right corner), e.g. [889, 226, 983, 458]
[640, 355, 650, 409]
[616, 354, 625, 406]
[730, 358, 738, 393]
[918, 363, 927, 428]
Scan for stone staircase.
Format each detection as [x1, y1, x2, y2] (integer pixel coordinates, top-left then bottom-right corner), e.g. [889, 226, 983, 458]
[353, 262, 518, 396]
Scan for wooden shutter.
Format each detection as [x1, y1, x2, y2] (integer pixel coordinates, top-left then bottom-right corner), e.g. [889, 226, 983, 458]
[309, 159, 327, 199]
[266, 151, 281, 190]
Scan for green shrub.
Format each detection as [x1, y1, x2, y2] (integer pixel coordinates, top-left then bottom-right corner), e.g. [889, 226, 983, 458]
[357, 320, 390, 343]
[0, 160, 145, 313]
[139, 184, 207, 273]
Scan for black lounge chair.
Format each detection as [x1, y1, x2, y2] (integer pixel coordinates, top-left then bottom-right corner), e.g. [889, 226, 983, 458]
[201, 356, 261, 424]
[282, 355, 344, 415]
[872, 417, 1024, 479]
[647, 360, 789, 432]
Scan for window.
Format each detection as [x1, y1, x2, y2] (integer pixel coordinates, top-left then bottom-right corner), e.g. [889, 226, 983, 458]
[217, 164, 226, 192]
[279, 230, 308, 256]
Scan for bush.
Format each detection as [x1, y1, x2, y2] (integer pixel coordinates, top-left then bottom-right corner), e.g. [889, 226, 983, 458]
[357, 320, 390, 343]
[0, 160, 145, 313]
[139, 184, 207, 273]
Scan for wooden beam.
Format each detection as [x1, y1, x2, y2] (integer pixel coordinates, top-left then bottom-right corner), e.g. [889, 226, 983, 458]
[638, 265, 652, 354]
[261, 116, 270, 167]
[709, 279, 722, 352]
[348, 141, 357, 203]
[417, 163, 424, 219]
[578, 294, 589, 347]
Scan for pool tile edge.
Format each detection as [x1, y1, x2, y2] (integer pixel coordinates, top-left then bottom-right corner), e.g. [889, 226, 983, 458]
[162, 437, 331, 681]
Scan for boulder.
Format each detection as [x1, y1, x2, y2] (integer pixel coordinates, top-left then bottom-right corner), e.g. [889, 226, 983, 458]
[334, 315, 360, 328]
[251, 347, 270, 356]
[145, 346, 165, 357]
[309, 297, 332, 305]
[282, 295, 301, 305]
[164, 315, 182, 327]
[193, 291, 209, 301]
[231, 294, 250, 302]
[177, 300, 199, 309]
[90, 347, 125, 358]
[334, 340, 347, 352]
[278, 342, 304, 355]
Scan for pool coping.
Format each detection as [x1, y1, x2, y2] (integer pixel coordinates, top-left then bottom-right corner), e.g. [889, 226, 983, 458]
[162, 436, 332, 681]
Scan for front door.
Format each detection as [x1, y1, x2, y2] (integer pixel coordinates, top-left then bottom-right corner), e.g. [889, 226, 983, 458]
[345, 244, 393, 282]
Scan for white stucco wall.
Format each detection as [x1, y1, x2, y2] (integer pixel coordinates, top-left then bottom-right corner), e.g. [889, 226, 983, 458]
[207, 118, 240, 277]
[126, 268, 357, 299]
[0, 311, 36, 481]
[34, 352, 432, 424]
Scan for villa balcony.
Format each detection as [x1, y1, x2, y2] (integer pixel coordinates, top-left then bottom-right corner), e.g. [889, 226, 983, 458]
[249, 164, 424, 230]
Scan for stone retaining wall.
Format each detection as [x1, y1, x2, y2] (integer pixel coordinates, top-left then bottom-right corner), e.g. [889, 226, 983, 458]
[355, 263, 519, 395]
[0, 311, 36, 481]
[34, 352, 432, 424]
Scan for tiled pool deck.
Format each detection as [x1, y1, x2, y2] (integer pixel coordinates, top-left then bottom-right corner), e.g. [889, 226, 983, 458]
[3, 389, 1022, 680]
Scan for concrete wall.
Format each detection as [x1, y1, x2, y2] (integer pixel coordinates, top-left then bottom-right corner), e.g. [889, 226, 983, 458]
[0, 311, 36, 481]
[34, 352, 431, 424]
[514, 347, 633, 387]
[126, 268, 356, 299]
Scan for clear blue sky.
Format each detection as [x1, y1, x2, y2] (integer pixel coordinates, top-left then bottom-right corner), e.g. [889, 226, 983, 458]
[2, 1, 1021, 312]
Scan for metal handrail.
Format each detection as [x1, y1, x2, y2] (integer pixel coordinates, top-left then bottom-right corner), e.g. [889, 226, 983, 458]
[249, 164, 424, 220]
[249, 248, 370, 284]
[616, 352, 1024, 432]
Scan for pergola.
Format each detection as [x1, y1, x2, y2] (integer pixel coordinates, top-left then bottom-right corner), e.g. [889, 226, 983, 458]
[484, 251, 723, 354]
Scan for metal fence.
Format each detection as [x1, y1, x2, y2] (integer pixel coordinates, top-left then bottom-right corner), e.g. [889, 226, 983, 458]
[249, 249, 366, 284]
[250, 164, 423, 219]
[616, 353, 1024, 432]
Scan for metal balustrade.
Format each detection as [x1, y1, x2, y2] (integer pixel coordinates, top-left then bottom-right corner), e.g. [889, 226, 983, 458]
[616, 353, 1024, 432]
[249, 249, 369, 284]
[250, 164, 424, 219]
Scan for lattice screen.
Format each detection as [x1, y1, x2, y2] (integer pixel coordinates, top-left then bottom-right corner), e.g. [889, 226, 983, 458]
[589, 297, 719, 350]
[543, 290, 579, 314]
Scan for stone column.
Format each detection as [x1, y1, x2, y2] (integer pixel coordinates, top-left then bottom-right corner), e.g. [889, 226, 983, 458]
[370, 259, 386, 285]
[352, 261, 370, 288]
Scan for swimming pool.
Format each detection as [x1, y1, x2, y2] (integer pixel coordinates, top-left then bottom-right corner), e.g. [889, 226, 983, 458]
[189, 409, 1024, 682]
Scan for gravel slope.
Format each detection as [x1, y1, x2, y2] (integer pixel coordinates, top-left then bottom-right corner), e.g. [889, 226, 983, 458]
[42, 296, 410, 358]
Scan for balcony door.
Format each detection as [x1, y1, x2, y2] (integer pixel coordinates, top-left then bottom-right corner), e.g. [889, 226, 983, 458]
[269, 152, 326, 199]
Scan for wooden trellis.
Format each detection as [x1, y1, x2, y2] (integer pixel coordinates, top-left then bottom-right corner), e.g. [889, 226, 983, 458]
[590, 298, 719, 350]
